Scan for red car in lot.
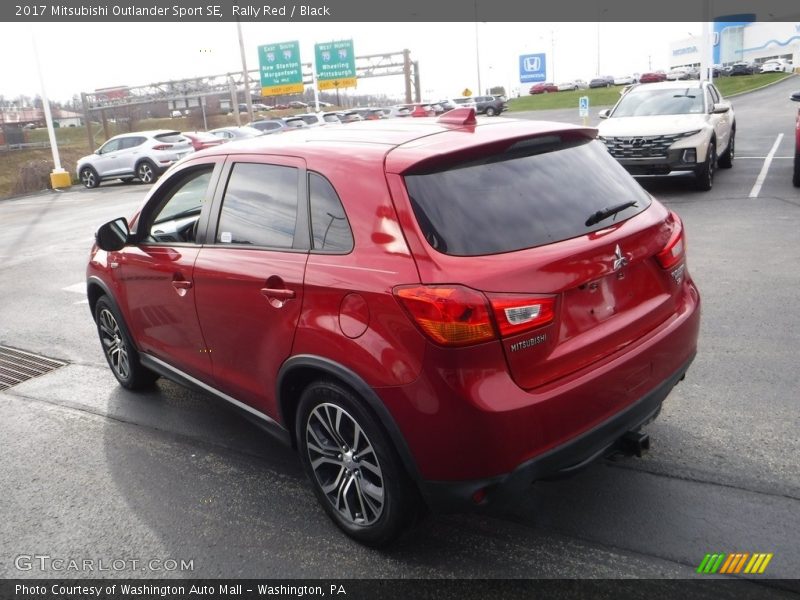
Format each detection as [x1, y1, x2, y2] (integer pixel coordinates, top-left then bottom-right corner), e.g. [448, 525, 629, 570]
[88, 108, 700, 546]
[529, 82, 559, 94]
[639, 71, 668, 84]
[792, 91, 800, 187]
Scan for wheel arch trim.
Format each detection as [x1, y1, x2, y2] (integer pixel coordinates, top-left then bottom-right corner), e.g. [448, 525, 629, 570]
[276, 354, 423, 485]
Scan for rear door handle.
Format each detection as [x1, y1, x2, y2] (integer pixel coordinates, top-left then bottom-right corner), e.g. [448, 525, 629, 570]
[260, 287, 295, 300]
[172, 278, 192, 296]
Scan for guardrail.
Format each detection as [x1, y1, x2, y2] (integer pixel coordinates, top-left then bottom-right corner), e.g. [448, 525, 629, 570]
[1, 142, 52, 151]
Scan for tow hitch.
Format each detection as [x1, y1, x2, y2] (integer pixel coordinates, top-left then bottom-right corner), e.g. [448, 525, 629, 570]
[618, 431, 650, 458]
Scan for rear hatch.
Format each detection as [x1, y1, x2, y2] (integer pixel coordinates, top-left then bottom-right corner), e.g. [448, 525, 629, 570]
[392, 132, 687, 390]
[152, 131, 194, 158]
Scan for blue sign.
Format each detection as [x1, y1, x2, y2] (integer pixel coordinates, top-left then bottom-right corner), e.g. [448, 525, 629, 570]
[579, 96, 589, 117]
[519, 53, 546, 83]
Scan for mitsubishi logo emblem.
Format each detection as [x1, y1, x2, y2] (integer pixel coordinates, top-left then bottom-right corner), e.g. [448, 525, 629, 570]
[613, 244, 629, 271]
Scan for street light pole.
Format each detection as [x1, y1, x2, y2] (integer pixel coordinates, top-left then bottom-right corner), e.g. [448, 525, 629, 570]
[30, 25, 70, 189]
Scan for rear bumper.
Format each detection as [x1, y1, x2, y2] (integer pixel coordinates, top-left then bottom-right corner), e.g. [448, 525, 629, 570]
[377, 278, 700, 510]
[419, 352, 693, 511]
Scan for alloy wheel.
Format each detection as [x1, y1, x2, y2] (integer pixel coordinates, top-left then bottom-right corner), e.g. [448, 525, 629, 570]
[305, 402, 385, 526]
[98, 308, 130, 380]
[138, 163, 155, 183]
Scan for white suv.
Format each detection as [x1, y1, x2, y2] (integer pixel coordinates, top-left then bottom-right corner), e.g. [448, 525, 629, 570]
[77, 130, 194, 189]
[597, 80, 735, 191]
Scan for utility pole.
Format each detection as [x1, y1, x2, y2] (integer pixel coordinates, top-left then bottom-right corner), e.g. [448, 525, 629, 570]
[236, 20, 254, 123]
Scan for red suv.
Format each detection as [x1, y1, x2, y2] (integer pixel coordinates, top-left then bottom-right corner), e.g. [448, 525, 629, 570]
[88, 108, 700, 546]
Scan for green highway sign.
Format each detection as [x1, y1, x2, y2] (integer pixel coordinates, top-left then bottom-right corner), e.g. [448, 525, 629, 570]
[258, 41, 304, 96]
[314, 40, 357, 90]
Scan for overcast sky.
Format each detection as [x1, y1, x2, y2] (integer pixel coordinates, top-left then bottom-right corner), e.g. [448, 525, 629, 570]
[0, 21, 700, 104]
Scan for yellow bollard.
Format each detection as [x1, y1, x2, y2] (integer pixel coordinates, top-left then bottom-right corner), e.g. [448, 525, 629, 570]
[50, 169, 72, 190]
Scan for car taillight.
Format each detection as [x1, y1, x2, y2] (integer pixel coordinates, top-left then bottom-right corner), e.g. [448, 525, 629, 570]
[656, 212, 686, 269]
[488, 294, 556, 338]
[152, 144, 172, 150]
[394, 285, 555, 347]
[395, 285, 495, 346]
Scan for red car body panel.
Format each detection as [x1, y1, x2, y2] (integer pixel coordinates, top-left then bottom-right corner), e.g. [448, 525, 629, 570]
[88, 115, 700, 507]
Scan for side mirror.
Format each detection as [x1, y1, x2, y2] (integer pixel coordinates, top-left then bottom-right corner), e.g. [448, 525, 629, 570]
[712, 102, 731, 114]
[791, 92, 800, 102]
[96, 218, 129, 252]
[598, 109, 611, 119]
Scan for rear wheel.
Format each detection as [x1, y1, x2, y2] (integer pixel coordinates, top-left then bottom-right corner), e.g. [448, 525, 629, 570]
[485, 107, 496, 116]
[297, 380, 420, 547]
[695, 140, 716, 191]
[718, 130, 735, 169]
[136, 160, 157, 184]
[95, 297, 158, 390]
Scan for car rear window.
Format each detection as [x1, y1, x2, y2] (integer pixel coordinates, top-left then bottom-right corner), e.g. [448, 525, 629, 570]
[403, 138, 651, 256]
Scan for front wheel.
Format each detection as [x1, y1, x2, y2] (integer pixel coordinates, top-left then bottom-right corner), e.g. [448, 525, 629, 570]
[485, 107, 496, 116]
[718, 130, 735, 169]
[136, 160, 158, 184]
[297, 380, 421, 547]
[95, 297, 158, 390]
[80, 167, 99, 189]
[695, 140, 716, 191]
[793, 152, 800, 187]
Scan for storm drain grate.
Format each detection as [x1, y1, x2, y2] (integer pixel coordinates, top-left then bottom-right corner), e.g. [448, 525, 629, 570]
[0, 346, 67, 391]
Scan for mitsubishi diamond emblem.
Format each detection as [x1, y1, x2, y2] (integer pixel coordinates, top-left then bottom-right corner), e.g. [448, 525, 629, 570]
[613, 244, 628, 271]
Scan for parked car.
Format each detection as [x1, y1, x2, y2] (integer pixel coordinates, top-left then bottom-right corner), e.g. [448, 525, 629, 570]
[209, 126, 264, 140]
[471, 94, 507, 116]
[451, 97, 478, 109]
[597, 80, 735, 191]
[761, 59, 794, 73]
[339, 111, 364, 123]
[321, 112, 344, 124]
[614, 75, 639, 86]
[666, 67, 691, 81]
[529, 82, 559, 94]
[557, 79, 588, 91]
[182, 131, 226, 151]
[88, 108, 700, 546]
[729, 62, 757, 76]
[250, 120, 287, 135]
[639, 71, 667, 84]
[589, 76, 615, 88]
[287, 113, 329, 127]
[76, 130, 194, 189]
[288, 101, 309, 109]
[792, 91, 800, 187]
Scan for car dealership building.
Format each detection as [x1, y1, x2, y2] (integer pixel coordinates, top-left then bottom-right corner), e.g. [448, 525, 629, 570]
[670, 20, 800, 69]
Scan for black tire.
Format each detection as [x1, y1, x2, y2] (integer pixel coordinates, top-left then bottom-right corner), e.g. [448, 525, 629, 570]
[296, 380, 420, 547]
[793, 152, 800, 188]
[136, 160, 158, 184]
[80, 166, 100, 189]
[695, 140, 716, 191]
[718, 129, 735, 169]
[94, 296, 158, 390]
[485, 107, 496, 117]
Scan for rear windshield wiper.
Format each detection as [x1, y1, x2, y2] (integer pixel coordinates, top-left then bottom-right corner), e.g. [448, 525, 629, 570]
[584, 201, 638, 227]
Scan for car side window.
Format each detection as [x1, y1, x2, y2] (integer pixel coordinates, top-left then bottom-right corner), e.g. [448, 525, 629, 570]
[145, 167, 214, 244]
[216, 163, 299, 248]
[309, 173, 353, 253]
[120, 137, 145, 150]
[99, 139, 121, 154]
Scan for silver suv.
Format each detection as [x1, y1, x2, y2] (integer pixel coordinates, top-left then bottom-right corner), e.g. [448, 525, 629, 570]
[77, 130, 194, 188]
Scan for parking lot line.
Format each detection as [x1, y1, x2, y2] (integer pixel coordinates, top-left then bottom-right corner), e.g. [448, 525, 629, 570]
[748, 134, 784, 199]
